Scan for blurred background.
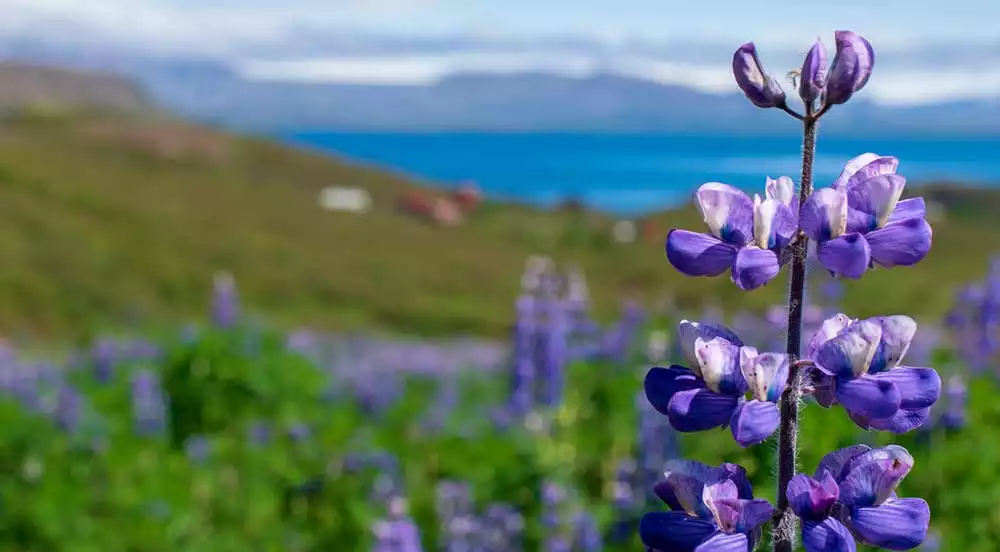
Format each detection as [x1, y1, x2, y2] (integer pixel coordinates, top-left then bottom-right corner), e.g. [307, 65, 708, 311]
[0, 0, 995, 550]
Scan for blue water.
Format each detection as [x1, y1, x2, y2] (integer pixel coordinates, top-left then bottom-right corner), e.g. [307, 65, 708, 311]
[280, 132, 1000, 216]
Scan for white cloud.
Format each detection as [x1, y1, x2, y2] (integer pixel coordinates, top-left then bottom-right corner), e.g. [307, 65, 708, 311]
[233, 52, 1000, 105]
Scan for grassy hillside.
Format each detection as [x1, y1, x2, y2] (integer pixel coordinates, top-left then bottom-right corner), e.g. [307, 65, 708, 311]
[0, 109, 996, 341]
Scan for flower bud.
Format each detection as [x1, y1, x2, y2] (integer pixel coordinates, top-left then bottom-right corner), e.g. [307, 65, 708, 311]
[732, 42, 786, 109]
[825, 31, 874, 106]
[799, 39, 828, 105]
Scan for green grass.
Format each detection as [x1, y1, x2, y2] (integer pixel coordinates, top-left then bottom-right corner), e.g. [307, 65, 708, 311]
[0, 109, 996, 342]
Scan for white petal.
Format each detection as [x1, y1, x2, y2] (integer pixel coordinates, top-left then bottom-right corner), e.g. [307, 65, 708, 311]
[695, 337, 732, 393]
[766, 176, 795, 206]
[753, 197, 780, 249]
[696, 182, 745, 239]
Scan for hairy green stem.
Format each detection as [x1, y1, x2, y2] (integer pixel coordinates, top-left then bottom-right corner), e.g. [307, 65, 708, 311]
[772, 106, 818, 552]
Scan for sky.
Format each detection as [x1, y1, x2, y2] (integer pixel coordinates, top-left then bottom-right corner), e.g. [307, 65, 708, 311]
[1, 0, 998, 105]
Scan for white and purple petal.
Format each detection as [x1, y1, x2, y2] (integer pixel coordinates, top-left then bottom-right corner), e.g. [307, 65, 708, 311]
[695, 337, 747, 395]
[731, 246, 781, 290]
[655, 459, 718, 515]
[866, 217, 933, 268]
[729, 400, 780, 447]
[814, 319, 882, 378]
[695, 182, 755, 245]
[847, 498, 930, 550]
[667, 388, 741, 432]
[694, 532, 748, 552]
[806, 313, 854, 359]
[741, 352, 789, 402]
[831, 153, 899, 191]
[839, 447, 913, 507]
[817, 233, 871, 280]
[867, 315, 917, 373]
[667, 230, 740, 277]
[846, 174, 906, 231]
[678, 320, 744, 370]
[801, 188, 849, 241]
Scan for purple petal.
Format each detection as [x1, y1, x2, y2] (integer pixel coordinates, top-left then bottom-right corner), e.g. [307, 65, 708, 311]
[867, 315, 917, 373]
[695, 182, 755, 245]
[667, 230, 739, 277]
[866, 217, 932, 268]
[716, 463, 754, 500]
[694, 532, 748, 552]
[814, 319, 882, 378]
[889, 197, 925, 222]
[799, 40, 828, 103]
[729, 400, 780, 447]
[741, 352, 789, 402]
[801, 188, 848, 242]
[737, 498, 776, 533]
[731, 247, 781, 290]
[825, 31, 875, 105]
[871, 367, 940, 410]
[832, 154, 899, 191]
[639, 512, 716, 552]
[667, 388, 740, 432]
[787, 472, 840, 521]
[644, 365, 705, 416]
[836, 375, 901, 420]
[655, 460, 716, 515]
[802, 519, 857, 552]
[732, 42, 786, 109]
[840, 447, 913, 507]
[809, 371, 839, 407]
[677, 320, 745, 368]
[815, 445, 872, 481]
[694, 336, 747, 395]
[817, 233, 871, 280]
[848, 498, 929, 550]
[806, 313, 854, 359]
[860, 406, 932, 434]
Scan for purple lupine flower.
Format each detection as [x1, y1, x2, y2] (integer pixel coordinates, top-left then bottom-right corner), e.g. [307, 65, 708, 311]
[210, 271, 240, 328]
[940, 375, 967, 429]
[372, 497, 423, 552]
[482, 504, 524, 552]
[732, 42, 786, 109]
[799, 39, 828, 105]
[131, 369, 167, 436]
[571, 511, 602, 552]
[91, 339, 117, 383]
[636, 391, 680, 493]
[644, 320, 788, 447]
[800, 154, 932, 279]
[665, 178, 797, 290]
[806, 314, 941, 433]
[247, 421, 271, 447]
[824, 31, 875, 106]
[806, 445, 931, 550]
[540, 299, 569, 408]
[288, 422, 311, 442]
[640, 460, 774, 552]
[53, 385, 83, 432]
[185, 435, 211, 463]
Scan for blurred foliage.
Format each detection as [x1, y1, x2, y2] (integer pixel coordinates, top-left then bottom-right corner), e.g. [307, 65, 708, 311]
[0, 316, 987, 551]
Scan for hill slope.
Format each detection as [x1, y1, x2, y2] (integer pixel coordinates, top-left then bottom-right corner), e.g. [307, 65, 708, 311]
[0, 111, 995, 341]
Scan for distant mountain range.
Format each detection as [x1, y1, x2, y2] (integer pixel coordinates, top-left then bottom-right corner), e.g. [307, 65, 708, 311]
[0, 38, 997, 135]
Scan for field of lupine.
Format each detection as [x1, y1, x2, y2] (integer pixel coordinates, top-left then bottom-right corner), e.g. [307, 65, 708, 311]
[0, 249, 997, 552]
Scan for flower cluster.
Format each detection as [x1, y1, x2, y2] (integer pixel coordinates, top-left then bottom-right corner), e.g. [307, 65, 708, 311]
[643, 30, 939, 552]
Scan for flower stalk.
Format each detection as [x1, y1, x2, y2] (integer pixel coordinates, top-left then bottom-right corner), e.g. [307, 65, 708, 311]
[774, 101, 818, 552]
